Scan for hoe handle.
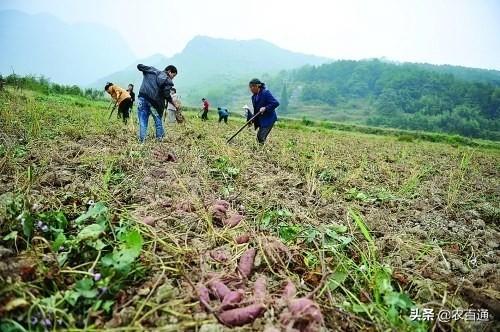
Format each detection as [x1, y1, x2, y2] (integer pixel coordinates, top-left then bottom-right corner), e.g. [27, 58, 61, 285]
[226, 111, 262, 143]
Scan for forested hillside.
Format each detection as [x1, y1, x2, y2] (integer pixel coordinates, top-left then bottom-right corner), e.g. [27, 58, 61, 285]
[269, 60, 500, 140]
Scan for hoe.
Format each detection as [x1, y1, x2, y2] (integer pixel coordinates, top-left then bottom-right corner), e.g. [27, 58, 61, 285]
[226, 110, 263, 143]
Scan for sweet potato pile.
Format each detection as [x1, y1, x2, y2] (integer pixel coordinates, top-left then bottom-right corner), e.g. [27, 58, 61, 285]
[195, 231, 324, 331]
[197, 247, 266, 327]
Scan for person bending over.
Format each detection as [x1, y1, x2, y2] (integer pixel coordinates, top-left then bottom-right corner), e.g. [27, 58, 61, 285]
[136, 64, 178, 142]
[104, 82, 132, 124]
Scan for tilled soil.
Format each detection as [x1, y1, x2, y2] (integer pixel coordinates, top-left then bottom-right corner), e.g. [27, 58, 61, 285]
[1, 92, 499, 331]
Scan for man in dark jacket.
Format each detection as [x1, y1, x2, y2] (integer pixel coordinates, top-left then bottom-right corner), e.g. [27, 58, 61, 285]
[247, 78, 280, 144]
[136, 64, 177, 142]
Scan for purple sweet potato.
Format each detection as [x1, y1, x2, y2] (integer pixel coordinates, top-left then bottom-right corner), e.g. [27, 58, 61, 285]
[223, 214, 244, 228]
[207, 279, 231, 300]
[288, 297, 323, 325]
[220, 289, 244, 310]
[283, 297, 323, 332]
[210, 204, 227, 222]
[209, 249, 229, 262]
[238, 248, 257, 278]
[212, 204, 227, 213]
[235, 234, 250, 244]
[141, 216, 155, 226]
[280, 298, 323, 332]
[253, 275, 267, 303]
[282, 279, 296, 299]
[217, 303, 266, 327]
[196, 283, 211, 311]
[214, 199, 230, 209]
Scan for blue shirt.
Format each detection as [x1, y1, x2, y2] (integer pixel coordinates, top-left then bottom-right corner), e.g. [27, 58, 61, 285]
[249, 88, 280, 128]
[218, 108, 229, 117]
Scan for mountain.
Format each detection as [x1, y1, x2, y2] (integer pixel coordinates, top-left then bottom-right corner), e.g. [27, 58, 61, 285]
[170, 36, 331, 85]
[0, 10, 136, 85]
[90, 36, 331, 101]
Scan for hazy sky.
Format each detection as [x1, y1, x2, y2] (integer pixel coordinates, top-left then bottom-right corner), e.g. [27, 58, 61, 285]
[2, 0, 500, 70]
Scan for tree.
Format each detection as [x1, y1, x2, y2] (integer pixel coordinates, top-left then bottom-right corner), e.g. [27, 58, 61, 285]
[280, 83, 289, 112]
[489, 88, 500, 119]
[375, 88, 401, 115]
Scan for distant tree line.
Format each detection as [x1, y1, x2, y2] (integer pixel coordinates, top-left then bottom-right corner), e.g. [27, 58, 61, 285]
[0, 74, 105, 100]
[286, 60, 500, 140]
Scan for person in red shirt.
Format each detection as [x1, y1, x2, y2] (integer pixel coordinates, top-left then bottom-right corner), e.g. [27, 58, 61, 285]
[201, 98, 209, 121]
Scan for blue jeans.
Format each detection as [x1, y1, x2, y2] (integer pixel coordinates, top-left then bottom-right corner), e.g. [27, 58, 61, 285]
[137, 97, 164, 143]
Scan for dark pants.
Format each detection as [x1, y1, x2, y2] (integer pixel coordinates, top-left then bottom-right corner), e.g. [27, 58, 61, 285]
[257, 123, 274, 144]
[218, 115, 228, 123]
[201, 109, 208, 121]
[118, 98, 132, 124]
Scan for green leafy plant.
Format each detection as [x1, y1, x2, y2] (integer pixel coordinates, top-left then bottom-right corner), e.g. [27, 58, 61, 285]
[259, 209, 292, 230]
[324, 224, 353, 248]
[318, 169, 336, 183]
[346, 188, 373, 202]
[0, 200, 145, 329]
[101, 228, 143, 276]
[210, 156, 240, 180]
[278, 223, 302, 243]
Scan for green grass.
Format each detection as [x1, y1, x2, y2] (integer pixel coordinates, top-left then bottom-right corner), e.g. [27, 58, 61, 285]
[0, 87, 499, 331]
[276, 116, 500, 150]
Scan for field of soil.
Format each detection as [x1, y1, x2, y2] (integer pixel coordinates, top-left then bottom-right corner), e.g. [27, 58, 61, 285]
[0, 89, 499, 331]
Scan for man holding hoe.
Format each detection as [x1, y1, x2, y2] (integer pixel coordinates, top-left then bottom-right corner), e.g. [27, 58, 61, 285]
[201, 98, 209, 121]
[136, 64, 178, 142]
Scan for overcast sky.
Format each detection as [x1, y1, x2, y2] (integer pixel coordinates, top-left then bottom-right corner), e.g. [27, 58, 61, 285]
[2, 0, 499, 70]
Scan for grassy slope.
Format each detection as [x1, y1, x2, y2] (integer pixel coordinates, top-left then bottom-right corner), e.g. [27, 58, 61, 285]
[281, 100, 375, 124]
[1, 88, 499, 331]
